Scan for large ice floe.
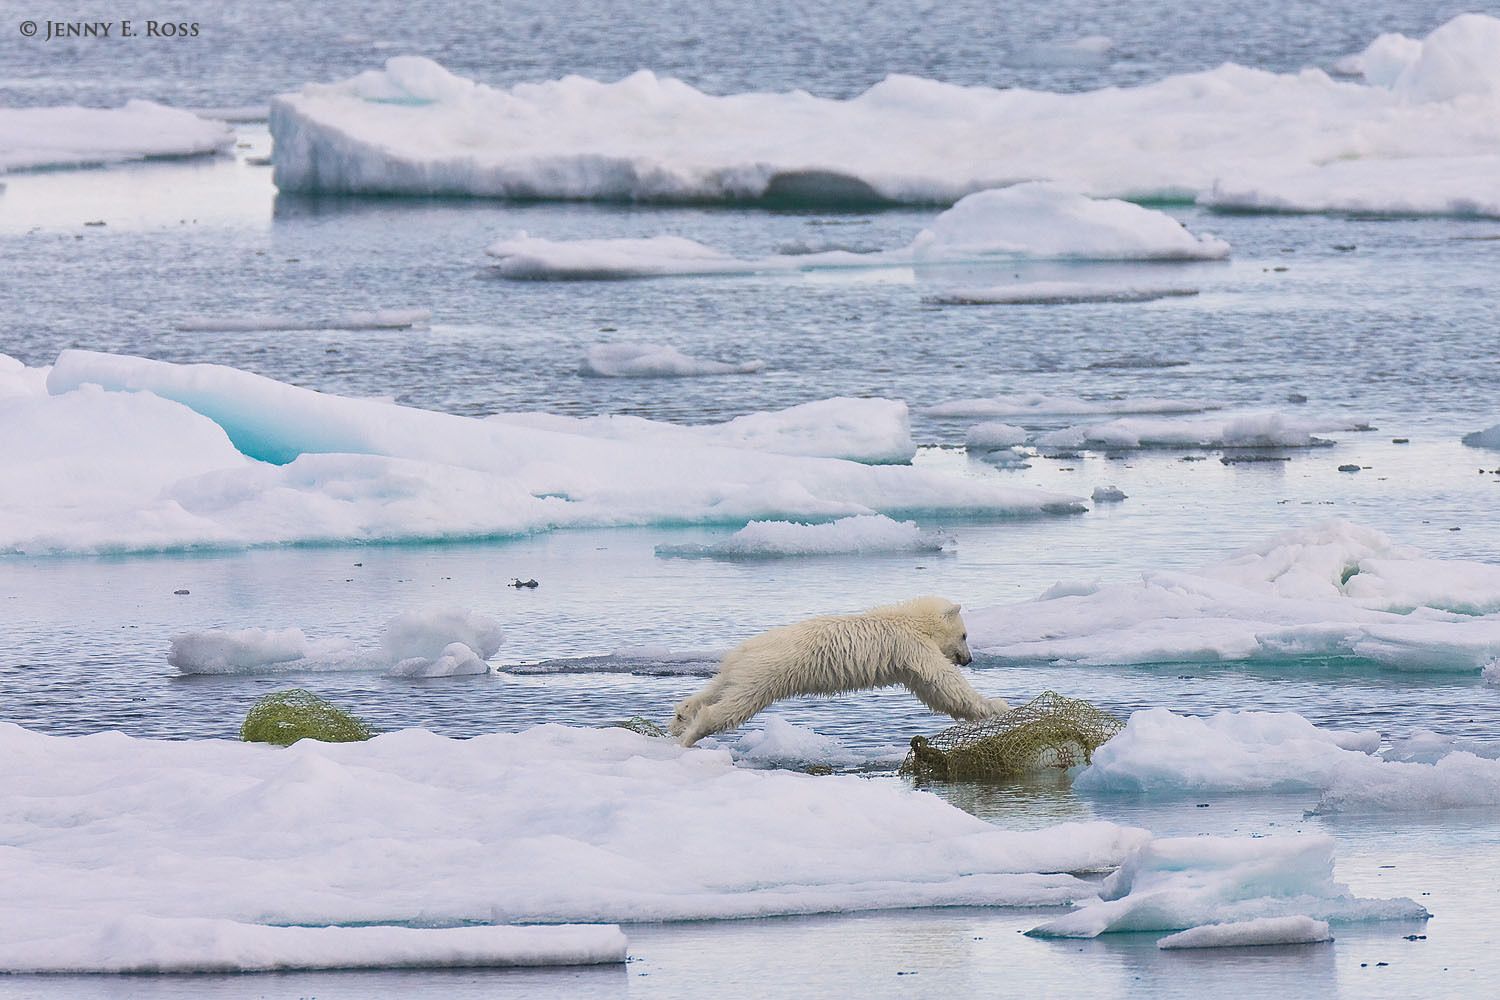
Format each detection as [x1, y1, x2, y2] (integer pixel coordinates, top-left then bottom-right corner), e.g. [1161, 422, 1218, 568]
[271, 15, 1500, 216]
[654, 514, 951, 559]
[168, 608, 505, 677]
[488, 397, 915, 464]
[1026, 835, 1424, 939]
[0, 101, 233, 172]
[487, 184, 1229, 280]
[0, 721, 1150, 971]
[1075, 708, 1500, 814]
[966, 520, 1500, 671]
[0, 351, 1080, 555]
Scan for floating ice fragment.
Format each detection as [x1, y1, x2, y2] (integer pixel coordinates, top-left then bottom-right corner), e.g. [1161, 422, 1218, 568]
[175, 309, 431, 332]
[655, 515, 951, 558]
[1157, 916, 1332, 949]
[579, 342, 764, 377]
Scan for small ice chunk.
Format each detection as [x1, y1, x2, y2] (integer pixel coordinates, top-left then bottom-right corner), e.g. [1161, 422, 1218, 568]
[579, 343, 765, 377]
[381, 609, 504, 666]
[1462, 422, 1500, 450]
[1157, 916, 1332, 949]
[1090, 485, 1127, 503]
[168, 628, 358, 674]
[1036, 411, 1364, 450]
[965, 422, 1028, 449]
[729, 718, 896, 769]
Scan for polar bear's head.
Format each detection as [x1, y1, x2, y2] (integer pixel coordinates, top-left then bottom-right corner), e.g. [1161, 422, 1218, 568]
[872, 595, 971, 665]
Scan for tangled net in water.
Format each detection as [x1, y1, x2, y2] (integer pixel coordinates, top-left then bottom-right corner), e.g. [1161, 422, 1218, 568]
[240, 689, 375, 746]
[608, 716, 667, 738]
[899, 691, 1123, 781]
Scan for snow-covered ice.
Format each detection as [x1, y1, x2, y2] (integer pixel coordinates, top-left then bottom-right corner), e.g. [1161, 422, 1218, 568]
[914, 184, 1228, 261]
[1156, 916, 1332, 950]
[270, 15, 1500, 215]
[490, 397, 915, 464]
[1027, 834, 1425, 938]
[1075, 708, 1500, 814]
[175, 309, 431, 332]
[927, 393, 1216, 419]
[580, 343, 765, 377]
[725, 718, 902, 769]
[967, 521, 1500, 671]
[0, 101, 233, 172]
[169, 608, 503, 677]
[1091, 486, 1127, 503]
[490, 185, 1227, 280]
[0, 720, 1153, 972]
[654, 515, 951, 558]
[1035, 411, 1367, 450]
[0, 351, 1082, 554]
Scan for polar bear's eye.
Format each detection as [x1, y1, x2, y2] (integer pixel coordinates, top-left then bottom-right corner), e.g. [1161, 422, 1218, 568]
[961, 632, 967, 640]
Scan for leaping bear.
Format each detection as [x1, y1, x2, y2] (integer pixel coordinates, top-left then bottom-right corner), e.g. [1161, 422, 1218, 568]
[670, 596, 1009, 746]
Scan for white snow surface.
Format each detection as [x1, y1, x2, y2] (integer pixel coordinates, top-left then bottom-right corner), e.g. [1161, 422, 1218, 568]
[270, 15, 1500, 215]
[0, 100, 233, 172]
[967, 520, 1500, 671]
[169, 608, 504, 677]
[654, 515, 950, 558]
[0, 721, 1153, 973]
[580, 343, 765, 377]
[0, 351, 1081, 554]
[490, 397, 915, 464]
[1027, 834, 1425, 938]
[1035, 411, 1367, 450]
[1076, 708, 1500, 813]
[175, 309, 431, 332]
[927, 393, 1216, 419]
[1156, 916, 1332, 949]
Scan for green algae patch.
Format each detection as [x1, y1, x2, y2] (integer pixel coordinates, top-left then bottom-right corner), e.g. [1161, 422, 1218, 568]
[241, 689, 375, 746]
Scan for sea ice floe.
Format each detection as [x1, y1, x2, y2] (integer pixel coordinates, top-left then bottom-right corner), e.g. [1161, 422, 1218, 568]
[489, 397, 915, 464]
[1075, 707, 1500, 814]
[1035, 411, 1368, 450]
[1027, 834, 1425, 938]
[168, 608, 504, 677]
[1462, 422, 1500, 450]
[967, 520, 1500, 671]
[579, 342, 765, 377]
[0, 721, 1151, 971]
[488, 184, 1229, 280]
[0, 101, 233, 172]
[270, 15, 1500, 215]
[0, 351, 1081, 554]
[174, 309, 431, 332]
[654, 515, 951, 559]
[1156, 916, 1333, 950]
[927, 393, 1216, 419]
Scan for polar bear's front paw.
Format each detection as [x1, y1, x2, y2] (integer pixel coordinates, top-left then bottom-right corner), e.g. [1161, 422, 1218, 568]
[984, 697, 1011, 716]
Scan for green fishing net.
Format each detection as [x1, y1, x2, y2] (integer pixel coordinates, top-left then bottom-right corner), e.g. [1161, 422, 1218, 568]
[900, 691, 1124, 781]
[240, 689, 375, 746]
[608, 716, 667, 738]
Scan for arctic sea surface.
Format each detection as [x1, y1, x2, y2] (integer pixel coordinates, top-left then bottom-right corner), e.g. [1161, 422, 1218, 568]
[3, 1, 1500, 996]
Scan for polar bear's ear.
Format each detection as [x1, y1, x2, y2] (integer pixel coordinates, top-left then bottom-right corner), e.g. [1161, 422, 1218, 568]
[944, 603, 962, 617]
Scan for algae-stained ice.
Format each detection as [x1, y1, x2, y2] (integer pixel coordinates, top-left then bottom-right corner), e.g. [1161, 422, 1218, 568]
[3, 3, 1499, 998]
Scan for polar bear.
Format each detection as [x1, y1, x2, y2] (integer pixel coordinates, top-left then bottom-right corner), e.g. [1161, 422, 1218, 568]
[670, 596, 1009, 747]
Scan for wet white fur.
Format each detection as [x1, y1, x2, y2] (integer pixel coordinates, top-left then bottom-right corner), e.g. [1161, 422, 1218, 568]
[670, 596, 1008, 746]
